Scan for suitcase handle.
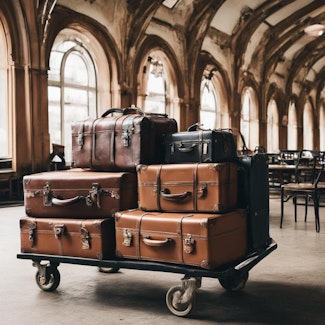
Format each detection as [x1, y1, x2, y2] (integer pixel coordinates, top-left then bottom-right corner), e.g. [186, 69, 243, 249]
[160, 189, 192, 201]
[51, 196, 83, 206]
[101, 107, 143, 117]
[143, 236, 173, 247]
[177, 143, 197, 153]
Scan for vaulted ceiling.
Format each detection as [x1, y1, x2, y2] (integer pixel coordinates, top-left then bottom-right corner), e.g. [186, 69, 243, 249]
[57, 0, 325, 99]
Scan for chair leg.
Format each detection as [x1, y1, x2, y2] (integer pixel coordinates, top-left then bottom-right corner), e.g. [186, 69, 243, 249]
[280, 187, 284, 228]
[304, 195, 308, 222]
[293, 196, 297, 222]
[313, 194, 320, 232]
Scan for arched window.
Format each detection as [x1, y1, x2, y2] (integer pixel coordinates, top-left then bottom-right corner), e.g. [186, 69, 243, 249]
[200, 77, 220, 129]
[240, 88, 259, 150]
[287, 101, 298, 150]
[144, 57, 166, 114]
[137, 49, 180, 123]
[48, 32, 98, 164]
[267, 99, 279, 153]
[0, 19, 10, 159]
[320, 104, 325, 151]
[303, 102, 314, 150]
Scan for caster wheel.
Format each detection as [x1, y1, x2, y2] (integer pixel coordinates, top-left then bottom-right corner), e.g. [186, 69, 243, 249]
[219, 271, 249, 291]
[98, 267, 120, 273]
[165, 286, 194, 317]
[35, 268, 60, 292]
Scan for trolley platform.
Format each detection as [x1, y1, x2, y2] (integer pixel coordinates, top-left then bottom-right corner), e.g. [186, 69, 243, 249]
[17, 239, 277, 317]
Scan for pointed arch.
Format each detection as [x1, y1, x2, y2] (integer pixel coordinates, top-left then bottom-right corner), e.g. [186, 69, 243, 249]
[135, 35, 184, 127]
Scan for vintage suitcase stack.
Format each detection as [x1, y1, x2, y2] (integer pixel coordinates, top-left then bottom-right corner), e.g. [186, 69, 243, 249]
[20, 110, 269, 270]
[20, 108, 177, 260]
[114, 126, 251, 269]
[20, 169, 138, 259]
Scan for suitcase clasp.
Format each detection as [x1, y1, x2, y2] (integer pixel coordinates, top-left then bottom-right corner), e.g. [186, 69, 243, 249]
[122, 229, 133, 247]
[54, 224, 65, 238]
[183, 234, 195, 254]
[81, 227, 90, 250]
[122, 127, 134, 147]
[43, 182, 54, 206]
[28, 222, 37, 246]
[197, 183, 207, 198]
[87, 183, 102, 208]
[77, 131, 84, 148]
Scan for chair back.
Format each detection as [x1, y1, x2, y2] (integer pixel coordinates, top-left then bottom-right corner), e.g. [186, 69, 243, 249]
[295, 150, 325, 186]
[314, 151, 325, 187]
[294, 150, 314, 184]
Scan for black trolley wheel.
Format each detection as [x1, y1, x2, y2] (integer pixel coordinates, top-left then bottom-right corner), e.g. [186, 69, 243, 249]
[165, 285, 195, 317]
[98, 266, 120, 273]
[218, 271, 249, 291]
[35, 267, 60, 292]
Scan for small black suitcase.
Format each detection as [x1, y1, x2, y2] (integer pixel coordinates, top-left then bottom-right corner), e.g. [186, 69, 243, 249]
[164, 127, 237, 164]
[236, 154, 270, 251]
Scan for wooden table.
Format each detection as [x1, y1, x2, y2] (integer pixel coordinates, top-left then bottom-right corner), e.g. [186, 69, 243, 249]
[268, 164, 315, 189]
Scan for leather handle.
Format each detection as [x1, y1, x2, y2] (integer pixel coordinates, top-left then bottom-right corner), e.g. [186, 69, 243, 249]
[177, 144, 197, 152]
[51, 196, 84, 206]
[160, 189, 191, 201]
[143, 236, 173, 247]
[101, 107, 143, 117]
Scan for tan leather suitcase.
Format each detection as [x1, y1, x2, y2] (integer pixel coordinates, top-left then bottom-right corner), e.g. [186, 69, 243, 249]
[20, 217, 116, 259]
[115, 209, 247, 269]
[137, 163, 237, 213]
[23, 169, 137, 218]
[71, 108, 177, 171]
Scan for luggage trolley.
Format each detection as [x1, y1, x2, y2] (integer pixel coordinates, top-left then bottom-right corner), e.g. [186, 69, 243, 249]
[17, 239, 277, 317]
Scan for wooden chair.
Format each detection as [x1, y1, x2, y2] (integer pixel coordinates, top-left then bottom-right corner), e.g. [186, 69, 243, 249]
[280, 150, 325, 232]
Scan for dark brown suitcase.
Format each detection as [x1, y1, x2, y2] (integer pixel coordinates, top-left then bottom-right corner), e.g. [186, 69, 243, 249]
[164, 127, 237, 164]
[20, 217, 116, 259]
[23, 169, 137, 218]
[137, 162, 237, 213]
[115, 209, 247, 269]
[71, 107, 177, 171]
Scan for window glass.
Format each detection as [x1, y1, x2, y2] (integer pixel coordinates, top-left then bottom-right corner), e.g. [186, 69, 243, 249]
[320, 105, 325, 151]
[240, 90, 250, 148]
[303, 102, 313, 150]
[144, 60, 166, 114]
[287, 101, 297, 150]
[200, 78, 219, 129]
[48, 36, 97, 164]
[267, 99, 279, 152]
[64, 52, 89, 86]
[0, 22, 9, 158]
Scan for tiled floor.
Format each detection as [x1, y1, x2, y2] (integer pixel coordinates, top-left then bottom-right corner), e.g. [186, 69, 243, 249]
[0, 197, 324, 324]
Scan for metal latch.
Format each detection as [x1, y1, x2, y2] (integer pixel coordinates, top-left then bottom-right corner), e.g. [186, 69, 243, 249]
[86, 183, 102, 208]
[54, 224, 65, 238]
[77, 131, 84, 148]
[122, 127, 134, 147]
[81, 227, 90, 250]
[43, 182, 53, 206]
[183, 234, 195, 254]
[28, 222, 37, 246]
[122, 229, 133, 247]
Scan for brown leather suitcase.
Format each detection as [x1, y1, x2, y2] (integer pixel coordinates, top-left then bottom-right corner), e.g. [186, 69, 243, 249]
[115, 209, 247, 269]
[137, 162, 237, 213]
[20, 217, 116, 259]
[71, 107, 177, 171]
[23, 169, 137, 218]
